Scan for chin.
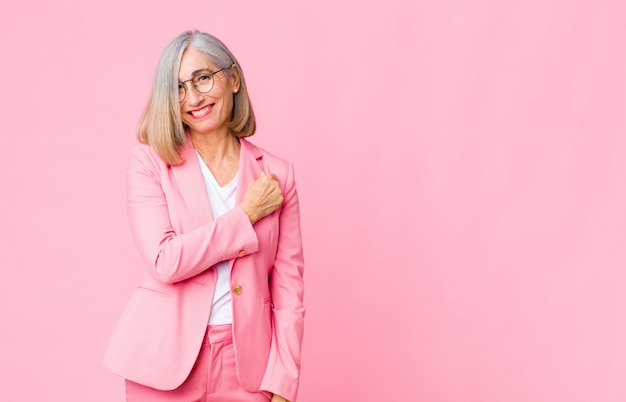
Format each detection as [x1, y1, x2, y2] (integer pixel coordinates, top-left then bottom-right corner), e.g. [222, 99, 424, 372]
[190, 124, 226, 136]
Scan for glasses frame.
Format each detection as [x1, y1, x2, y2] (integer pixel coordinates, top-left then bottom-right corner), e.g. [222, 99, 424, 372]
[178, 66, 232, 102]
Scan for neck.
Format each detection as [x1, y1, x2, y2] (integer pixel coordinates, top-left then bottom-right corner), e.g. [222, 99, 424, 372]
[190, 129, 240, 164]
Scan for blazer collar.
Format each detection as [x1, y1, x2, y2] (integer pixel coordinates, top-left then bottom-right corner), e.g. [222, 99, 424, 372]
[170, 136, 265, 225]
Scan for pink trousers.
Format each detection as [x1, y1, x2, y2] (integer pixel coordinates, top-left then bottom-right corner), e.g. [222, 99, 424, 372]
[125, 324, 271, 402]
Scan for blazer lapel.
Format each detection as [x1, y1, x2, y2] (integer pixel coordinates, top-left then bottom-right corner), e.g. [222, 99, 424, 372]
[171, 139, 214, 225]
[229, 139, 264, 273]
[236, 138, 265, 205]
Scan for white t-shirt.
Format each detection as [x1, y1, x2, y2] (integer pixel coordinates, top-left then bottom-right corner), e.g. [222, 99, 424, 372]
[196, 151, 238, 325]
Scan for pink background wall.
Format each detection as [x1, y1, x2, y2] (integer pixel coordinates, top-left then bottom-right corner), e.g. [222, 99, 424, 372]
[1, 0, 625, 401]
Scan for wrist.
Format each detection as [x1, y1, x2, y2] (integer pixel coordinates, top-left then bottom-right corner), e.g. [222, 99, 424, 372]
[240, 204, 259, 225]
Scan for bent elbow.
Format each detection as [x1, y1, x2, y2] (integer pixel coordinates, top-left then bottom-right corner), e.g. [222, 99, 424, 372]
[149, 249, 183, 284]
[150, 270, 179, 285]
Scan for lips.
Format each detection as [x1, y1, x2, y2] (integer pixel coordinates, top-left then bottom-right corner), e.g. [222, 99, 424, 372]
[188, 104, 213, 118]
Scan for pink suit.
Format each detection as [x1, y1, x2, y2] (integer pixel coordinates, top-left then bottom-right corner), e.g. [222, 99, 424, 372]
[103, 137, 304, 402]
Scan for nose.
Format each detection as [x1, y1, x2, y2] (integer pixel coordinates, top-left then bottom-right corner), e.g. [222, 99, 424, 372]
[185, 84, 204, 106]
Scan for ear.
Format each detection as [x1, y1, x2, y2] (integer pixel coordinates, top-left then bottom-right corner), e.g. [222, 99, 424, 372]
[229, 64, 241, 92]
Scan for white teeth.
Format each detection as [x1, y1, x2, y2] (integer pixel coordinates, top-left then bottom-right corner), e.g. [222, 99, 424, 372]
[191, 106, 210, 117]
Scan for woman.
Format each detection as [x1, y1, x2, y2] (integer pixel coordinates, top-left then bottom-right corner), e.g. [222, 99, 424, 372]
[103, 30, 304, 402]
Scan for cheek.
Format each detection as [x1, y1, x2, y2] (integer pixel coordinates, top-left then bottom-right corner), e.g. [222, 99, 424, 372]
[220, 94, 235, 117]
[179, 111, 191, 125]
[223, 98, 234, 116]
[212, 85, 234, 114]
[179, 105, 188, 120]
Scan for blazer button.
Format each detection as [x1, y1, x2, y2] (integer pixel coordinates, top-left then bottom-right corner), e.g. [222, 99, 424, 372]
[238, 249, 246, 257]
[233, 285, 242, 295]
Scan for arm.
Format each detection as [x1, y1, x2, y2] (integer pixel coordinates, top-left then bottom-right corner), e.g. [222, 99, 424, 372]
[127, 149, 259, 284]
[260, 162, 305, 402]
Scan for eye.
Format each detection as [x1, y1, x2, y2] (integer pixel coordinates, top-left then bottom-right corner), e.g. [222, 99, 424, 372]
[197, 74, 211, 82]
[177, 83, 184, 90]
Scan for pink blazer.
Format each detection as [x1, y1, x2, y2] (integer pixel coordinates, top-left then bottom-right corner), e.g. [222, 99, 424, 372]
[103, 138, 304, 402]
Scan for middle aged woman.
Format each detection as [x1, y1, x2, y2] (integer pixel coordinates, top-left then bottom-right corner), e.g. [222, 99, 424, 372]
[103, 30, 305, 402]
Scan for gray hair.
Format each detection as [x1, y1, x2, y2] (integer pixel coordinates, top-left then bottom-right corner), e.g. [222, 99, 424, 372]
[138, 30, 256, 165]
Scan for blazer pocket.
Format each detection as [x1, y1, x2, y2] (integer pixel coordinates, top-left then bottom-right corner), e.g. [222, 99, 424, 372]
[137, 286, 171, 298]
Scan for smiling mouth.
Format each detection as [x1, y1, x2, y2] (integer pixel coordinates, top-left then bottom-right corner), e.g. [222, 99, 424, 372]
[189, 104, 213, 118]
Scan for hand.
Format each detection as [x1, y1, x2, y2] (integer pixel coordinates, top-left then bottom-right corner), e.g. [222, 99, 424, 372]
[271, 394, 289, 402]
[240, 173, 283, 225]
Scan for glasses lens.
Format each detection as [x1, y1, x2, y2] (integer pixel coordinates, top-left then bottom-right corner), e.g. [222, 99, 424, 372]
[178, 85, 186, 102]
[194, 73, 214, 93]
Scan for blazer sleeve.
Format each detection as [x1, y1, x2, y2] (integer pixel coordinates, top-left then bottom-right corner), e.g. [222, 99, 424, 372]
[127, 147, 259, 284]
[260, 162, 305, 402]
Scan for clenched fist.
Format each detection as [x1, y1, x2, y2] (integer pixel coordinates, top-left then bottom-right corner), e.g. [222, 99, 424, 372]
[240, 173, 284, 225]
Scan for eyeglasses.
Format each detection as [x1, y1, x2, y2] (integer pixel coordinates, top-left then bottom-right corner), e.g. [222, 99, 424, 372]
[178, 66, 231, 102]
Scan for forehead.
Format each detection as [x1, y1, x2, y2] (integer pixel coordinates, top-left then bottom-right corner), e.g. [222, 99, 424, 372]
[179, 48, 216, 80]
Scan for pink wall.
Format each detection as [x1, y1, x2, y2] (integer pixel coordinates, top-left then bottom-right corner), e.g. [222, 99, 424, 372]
[1, 0, 625, 401]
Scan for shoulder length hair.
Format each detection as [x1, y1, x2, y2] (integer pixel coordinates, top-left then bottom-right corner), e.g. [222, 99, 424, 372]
[137, 30, 256, 165]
